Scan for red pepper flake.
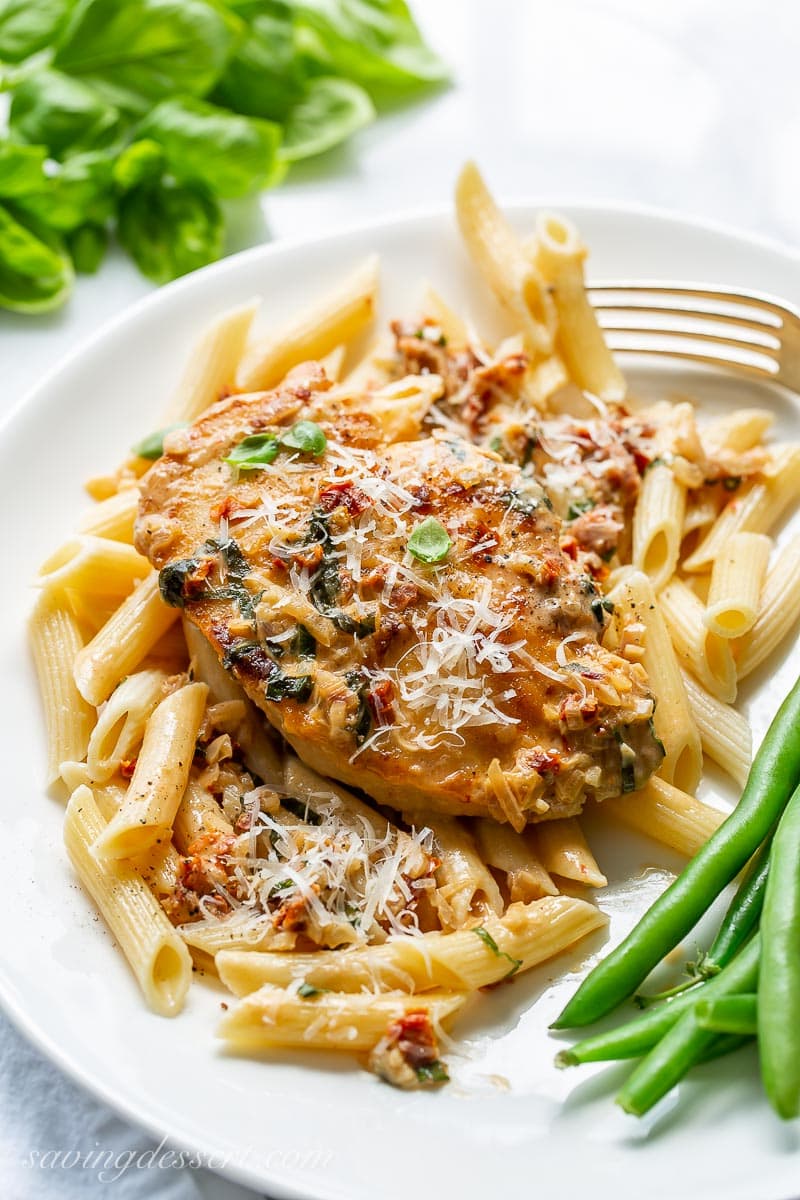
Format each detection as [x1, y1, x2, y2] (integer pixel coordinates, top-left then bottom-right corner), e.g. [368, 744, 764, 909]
[318, 480, 371, 516]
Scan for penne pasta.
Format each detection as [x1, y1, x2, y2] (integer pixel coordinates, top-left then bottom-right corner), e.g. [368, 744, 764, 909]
[73, 572, 179, 706]
[632, 463, 686, 592]
[608, 571, 702, 792]
[236, 258, 378, 392]
[218, 986, 466, 1052]
[216, 895, 607, 997]
[704, 531, 771, 638]
[602, 776, 725, 858]
[530, 211, 625, 402]
[77, 487, 139, 543]
[683, 445, 800, 572]
[64, 786, 191, 1015]
[532, 818, 607, 889]
[86, 668, 171, 782]
[680, 668, 752, 787]
[659, 577, 737, 703]
[93, 682, 208, 860]
[173, 780, 234, 853]
[29, 591, 95, 787]
[473, 818, 557, 901]
[162, 298, 258, 423]
[701, 407, 774, 455]
[735, 535, 800, 679]
[455, 161, 555, 356]
[36, 535, 150, 600]
[426, 815, 504, 930]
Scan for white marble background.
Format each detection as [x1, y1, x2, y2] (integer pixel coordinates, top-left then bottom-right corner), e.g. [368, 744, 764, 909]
[1, 1, 797, 1195]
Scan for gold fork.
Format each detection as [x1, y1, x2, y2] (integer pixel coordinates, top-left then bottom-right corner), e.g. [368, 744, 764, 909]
[588, 282, 800, 390]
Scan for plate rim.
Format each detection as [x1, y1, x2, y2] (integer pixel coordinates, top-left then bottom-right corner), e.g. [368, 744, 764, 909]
[5, 197, 800, 1200]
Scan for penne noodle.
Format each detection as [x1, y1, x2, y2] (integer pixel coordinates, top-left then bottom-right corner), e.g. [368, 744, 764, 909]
[86, 668, 172, 783]
[36, 535, 150, 600]
[735, 535, 800, 679]
[659, 577, 737, 703]
[93, 682, 208, 860]
[455, 161, 555, 356]
[532, 818, 607, 889]
[530, 211, 625, 402]
[218, 987, 466, 1052]
[704, 531, 771, 638]
[602, 777, 725, 858]
[683, 445, 800, 572]
[680, 668, 751, 787]
[236, 258, 378, 392]
[608, 571, 702, 792]
[173, 780, 234, 853]
[78, 487, 139, 543]
[162, 298, 258, 423]
[73, 572, 179, 706]
[473, 818, 557, 901]
[216, 896, 607, 997]
[64, 786, 191, 1015]
[426, 815, 504, 930]
[632, 463, 686, 592]
[701, 408, 775, 455]
[29, 591, 95, 787]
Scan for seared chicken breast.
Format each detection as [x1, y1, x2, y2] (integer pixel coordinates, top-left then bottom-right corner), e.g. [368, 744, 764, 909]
[136, 363, 663, 828]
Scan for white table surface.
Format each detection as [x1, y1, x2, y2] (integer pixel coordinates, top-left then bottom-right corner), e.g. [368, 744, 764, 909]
[2, 1, 798, 1195]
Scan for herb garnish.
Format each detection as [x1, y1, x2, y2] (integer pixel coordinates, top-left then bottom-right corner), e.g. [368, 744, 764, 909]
[280, 420, 327, 456]
[472, 926, 522, 978]
[224, 433, 279, 469]
[407, 517, 452, 564]
[132, 422, 187, 460]
[415, 1060, 449, 1084]
[297, 982, 330, 999]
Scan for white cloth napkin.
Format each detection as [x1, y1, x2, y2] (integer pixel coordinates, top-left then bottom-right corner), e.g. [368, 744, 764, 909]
[0, 1013, 264, 1199]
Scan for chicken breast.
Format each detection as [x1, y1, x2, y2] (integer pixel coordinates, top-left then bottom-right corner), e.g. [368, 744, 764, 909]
[135, 363, 663, 828]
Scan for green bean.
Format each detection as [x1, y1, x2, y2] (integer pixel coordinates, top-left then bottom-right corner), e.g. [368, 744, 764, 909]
[758, 780, 800, 1118]
[552, 677, 800, 1029]
[636, 830, 773, 1007]
[556, 939, 756, 1067]
[615, 936, 760, 1115]
[695, 1032, 753, 1065]
[695, 994, 757, 1035]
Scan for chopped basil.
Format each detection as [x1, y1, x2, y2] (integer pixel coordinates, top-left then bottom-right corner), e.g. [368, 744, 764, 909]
[204, 536, 249, 578]
[567, 497, 595, 521]
[408, 517, 452, 564]
[282, 797, 322, 825]
[644, 455, 667, 473]
[332, 611, 376, 638]
[291, 625, 316, 658]
[590, 596, 615, 626]
[614, 730, 638, 792]
[158, 557, 199, 608]
[265, 673, 313, 702]
[280, 420, 327, 456]
[489, 435, 504, 454]
[415, 1060, 449, 1084]
[268, 878, 293, 895]
[472, 926, 522, 978]
[132, 422, 187, 460]
[224, 433, 280, 469]
[297, 982, 329, 999]
[345, 669, 372, 745]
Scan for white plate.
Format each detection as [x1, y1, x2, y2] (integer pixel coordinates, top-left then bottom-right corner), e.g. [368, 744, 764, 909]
[3, 203, 800, 1200]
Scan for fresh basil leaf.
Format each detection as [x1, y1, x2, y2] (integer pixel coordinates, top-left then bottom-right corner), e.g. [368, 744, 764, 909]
[280, 420, 326, 455]
[472, 925, 522, 978]
[53, 0, 242, 113]
[213, 1, 306, 121]
[293, 0, 449, 92]
[132, 421, 188, 459]
[0, 204, 73, 313]
[9, 70, 124, 158]
[297, 981, 328, 998]
[224, 433, 280, 468]
[0, 141, 47, 198]
[407, 517, 451, 564]
[415, 1060, 449, 1084]
[112, 138, 165, 190]
[117, 177, 223, 284]
[139, 96, 283, 199]
[265, 672, 313, 701]
[0, 0, 74, 64]
[12, 150, 114, 232]
[281, 75, 373, 162]
[67, 221, 107, 272]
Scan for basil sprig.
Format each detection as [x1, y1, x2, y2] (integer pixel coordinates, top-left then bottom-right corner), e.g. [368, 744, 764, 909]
[407, 517, 452, 564]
